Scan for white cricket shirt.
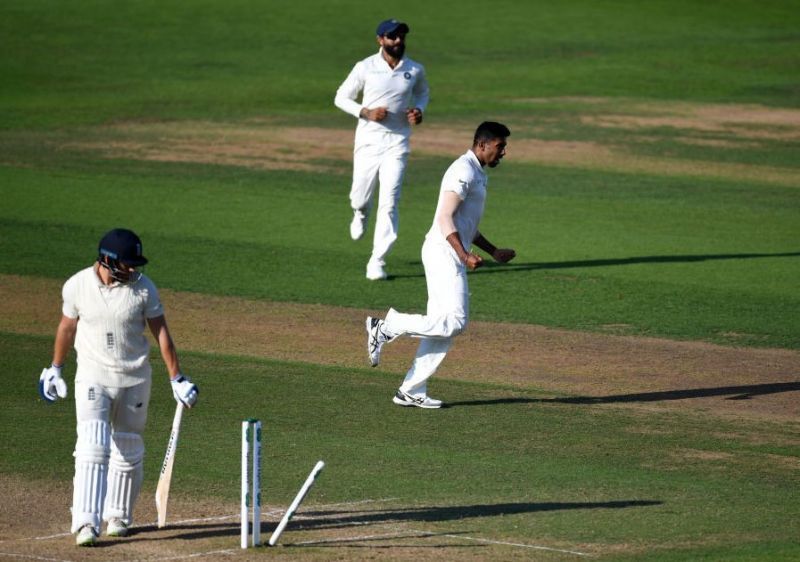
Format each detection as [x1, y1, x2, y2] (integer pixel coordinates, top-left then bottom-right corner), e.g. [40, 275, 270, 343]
[334, 49, 429, 144]
[427, 149, 488, 252]
[62, 266, 164, 387]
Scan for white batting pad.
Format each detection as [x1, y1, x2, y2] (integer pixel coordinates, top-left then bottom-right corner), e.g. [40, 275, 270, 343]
[104, 432, 145, 524]
[71, 420, 110, 533]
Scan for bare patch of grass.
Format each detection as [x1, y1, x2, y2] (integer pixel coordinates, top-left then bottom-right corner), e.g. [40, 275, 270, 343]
[49, 98, 800, 187]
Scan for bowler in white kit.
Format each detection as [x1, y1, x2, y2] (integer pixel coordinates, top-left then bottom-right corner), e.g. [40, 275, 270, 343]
[38, 228, 199, 546]
[335, 18, 430, 280]
[365, 122, 516, 408]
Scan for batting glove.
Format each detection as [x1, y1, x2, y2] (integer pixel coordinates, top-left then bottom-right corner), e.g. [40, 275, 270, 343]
[171, 374, 199, 408]
[39, 365, 68, 403]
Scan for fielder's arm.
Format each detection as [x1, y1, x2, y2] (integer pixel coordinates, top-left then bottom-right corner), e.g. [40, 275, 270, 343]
[408, 65, 430, 125]
[360, 106, 388, 121]
[334, 61, 387, 121]
[436, 191, 483, 270]
[473, 232, 516, 263]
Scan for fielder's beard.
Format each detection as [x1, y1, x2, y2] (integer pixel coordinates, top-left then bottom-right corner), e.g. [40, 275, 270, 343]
[384, 43, 405, 60]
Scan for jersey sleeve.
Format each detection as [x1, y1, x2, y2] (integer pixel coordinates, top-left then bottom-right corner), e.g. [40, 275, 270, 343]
[441, 161, 470, 200]
[412, 64, 430, 112]
[334, 61, 366, 119]
[61, 275, 79, 319]
[142, 278, 165, 319]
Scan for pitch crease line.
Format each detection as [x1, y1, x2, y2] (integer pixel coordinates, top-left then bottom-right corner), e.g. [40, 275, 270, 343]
[293, 530, 436, 546]
[0, 532, 71, 544]
[308, 497, 399, 509]
[0, 553, 72, 562]
[425, 531, 592, 556]
[119, 548, 238, 561]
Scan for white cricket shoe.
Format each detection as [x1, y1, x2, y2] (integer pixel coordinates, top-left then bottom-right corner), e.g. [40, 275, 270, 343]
[366, 316, 395, 367]
[392, 389, 443, 409]
[366, 261, 388, 281]
[350, 210, 367, 240]
[107, 518, 129, 537]
[76, 524, 98, 546]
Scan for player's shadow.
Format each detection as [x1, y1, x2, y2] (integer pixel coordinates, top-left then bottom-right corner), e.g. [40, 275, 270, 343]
[394, 250, 800, 279]
[291, 499, 662, 531]
[446, 381, 800, 408]
[132, 499, 661, 541]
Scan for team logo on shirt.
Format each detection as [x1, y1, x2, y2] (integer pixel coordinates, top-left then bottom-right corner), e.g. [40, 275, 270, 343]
[88, 387, 96, 401]
[404, 71, 412, 80]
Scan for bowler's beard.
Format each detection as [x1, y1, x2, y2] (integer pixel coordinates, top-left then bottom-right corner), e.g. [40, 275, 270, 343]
[384, 43, 405, 60]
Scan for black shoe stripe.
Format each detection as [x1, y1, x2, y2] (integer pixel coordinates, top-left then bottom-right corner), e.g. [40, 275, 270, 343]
[397, 390, 424, 404]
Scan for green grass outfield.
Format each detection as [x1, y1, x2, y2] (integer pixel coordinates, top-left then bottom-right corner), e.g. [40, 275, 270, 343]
[1, 0, 799, 559]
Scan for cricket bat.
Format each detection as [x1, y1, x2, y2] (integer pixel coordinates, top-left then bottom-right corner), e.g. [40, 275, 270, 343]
[155, 402, 184, 528]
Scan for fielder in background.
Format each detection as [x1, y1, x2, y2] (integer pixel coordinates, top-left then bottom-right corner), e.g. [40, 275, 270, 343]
[38, 228, 199, 546]
[335, 18, 430, 280]
[366, 122, 516, 408]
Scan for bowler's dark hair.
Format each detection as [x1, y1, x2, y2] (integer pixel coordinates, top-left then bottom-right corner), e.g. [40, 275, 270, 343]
[473, 121, 510, 145]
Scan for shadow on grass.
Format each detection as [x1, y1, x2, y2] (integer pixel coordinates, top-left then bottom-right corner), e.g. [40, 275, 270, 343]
[131, 500, 661, 541]
[296, 500, 662, 530]
[447, 381, 800, 408]
[394, 251, 800, 279]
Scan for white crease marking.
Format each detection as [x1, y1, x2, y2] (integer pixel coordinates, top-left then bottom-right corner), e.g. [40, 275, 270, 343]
[0, 553, 72, 562]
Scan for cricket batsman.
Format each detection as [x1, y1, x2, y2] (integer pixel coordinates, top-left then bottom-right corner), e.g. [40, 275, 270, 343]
[38, 228, 198, 546]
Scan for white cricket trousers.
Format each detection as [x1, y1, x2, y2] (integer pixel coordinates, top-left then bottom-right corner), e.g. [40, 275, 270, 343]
[71, 374, 150, 533]
[383, 239, 470, 396]
[349, 132, 410, 265]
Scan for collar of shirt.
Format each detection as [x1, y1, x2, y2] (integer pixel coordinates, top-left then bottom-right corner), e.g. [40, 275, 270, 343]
[92, 264, 108, 288]
[466, 149, 486, 175]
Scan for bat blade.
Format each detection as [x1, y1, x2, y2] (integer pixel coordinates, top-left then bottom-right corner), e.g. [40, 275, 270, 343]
[155, 403, 184, 528]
